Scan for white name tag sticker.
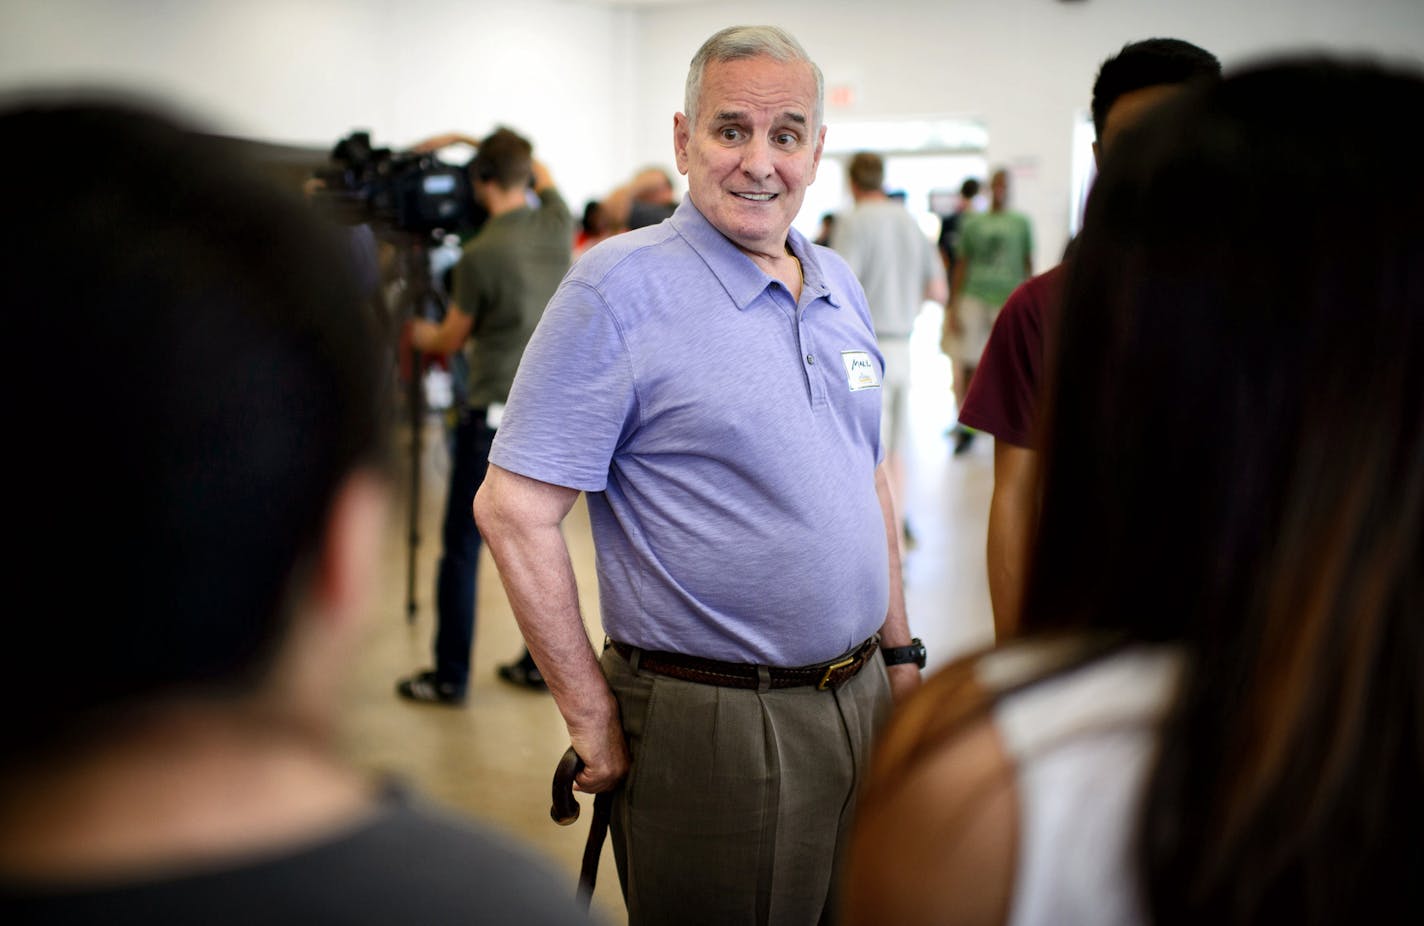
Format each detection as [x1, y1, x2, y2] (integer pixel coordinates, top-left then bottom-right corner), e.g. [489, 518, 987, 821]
[841, 350, 881, 392]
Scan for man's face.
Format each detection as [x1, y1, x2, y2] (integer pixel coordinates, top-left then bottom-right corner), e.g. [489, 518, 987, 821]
[1095, 83, 1184, 163]
[674, 55, 825, 259]
[990, 170, 1009, 208]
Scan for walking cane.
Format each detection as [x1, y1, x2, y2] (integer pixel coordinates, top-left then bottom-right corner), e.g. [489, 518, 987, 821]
[551, 746, 613, 910]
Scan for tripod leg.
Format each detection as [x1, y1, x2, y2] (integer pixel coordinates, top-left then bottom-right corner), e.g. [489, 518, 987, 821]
[406, 338, 424, 623]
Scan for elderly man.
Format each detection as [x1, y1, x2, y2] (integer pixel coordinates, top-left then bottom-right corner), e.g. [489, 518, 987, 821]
[475, 24, 923, 925]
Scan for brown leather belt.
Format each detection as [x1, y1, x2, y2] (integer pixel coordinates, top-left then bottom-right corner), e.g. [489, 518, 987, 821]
[609, 636, 879, 691]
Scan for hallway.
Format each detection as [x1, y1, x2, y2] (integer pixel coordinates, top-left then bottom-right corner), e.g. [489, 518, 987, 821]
[335, 306, 995, 924]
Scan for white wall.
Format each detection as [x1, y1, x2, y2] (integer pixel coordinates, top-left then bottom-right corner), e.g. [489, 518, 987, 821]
[4, 0, 1423, 257]
[631, 0, 1424, 265]
[0, 0, 638, 214]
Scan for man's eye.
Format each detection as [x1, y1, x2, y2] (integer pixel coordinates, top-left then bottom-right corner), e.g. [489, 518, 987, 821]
[774, 133, 799, 147]
[719, 127, 744, 141]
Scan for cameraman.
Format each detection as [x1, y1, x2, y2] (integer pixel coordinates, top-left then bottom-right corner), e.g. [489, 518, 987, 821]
[397, 127, 573, 704]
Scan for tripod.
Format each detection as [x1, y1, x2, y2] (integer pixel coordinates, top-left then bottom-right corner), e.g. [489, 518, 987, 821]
[382, 230, 453, 624]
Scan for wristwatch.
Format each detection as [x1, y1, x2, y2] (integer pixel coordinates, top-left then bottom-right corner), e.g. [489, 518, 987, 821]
[881, 638, 926, 669]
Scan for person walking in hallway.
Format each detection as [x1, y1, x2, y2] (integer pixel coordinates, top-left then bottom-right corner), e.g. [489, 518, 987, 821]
[945, 166, 1032, 455]
[831, 150, 947, 549]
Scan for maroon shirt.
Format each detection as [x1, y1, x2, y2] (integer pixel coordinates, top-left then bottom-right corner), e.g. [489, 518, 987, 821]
[957, 263, 1066, 449]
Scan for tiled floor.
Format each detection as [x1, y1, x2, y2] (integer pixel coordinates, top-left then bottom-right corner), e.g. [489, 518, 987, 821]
[335, 307, 995, 924]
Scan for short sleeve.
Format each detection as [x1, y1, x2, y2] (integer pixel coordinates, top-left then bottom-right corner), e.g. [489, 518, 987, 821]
[488, 280, 637, 491]
[957, 270, 1057, 448]
[452, 245, 484, 320]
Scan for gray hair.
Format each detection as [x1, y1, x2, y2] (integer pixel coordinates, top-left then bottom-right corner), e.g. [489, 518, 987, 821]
[684, 25, 824, 129]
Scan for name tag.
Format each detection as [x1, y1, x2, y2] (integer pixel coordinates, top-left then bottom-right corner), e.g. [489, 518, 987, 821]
[840, 350, 881, 392]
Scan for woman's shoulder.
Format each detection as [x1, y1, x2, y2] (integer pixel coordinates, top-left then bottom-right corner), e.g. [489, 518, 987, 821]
[842, 639, 1182, 926]
[842, 651, 1017, 926]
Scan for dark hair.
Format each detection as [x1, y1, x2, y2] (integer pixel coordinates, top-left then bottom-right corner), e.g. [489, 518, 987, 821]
[470, 126, 532, 190]
[1091, 38, 1222, 140]
[1029, 58, 1424, 922]
[959, 177, 980, 200]
[848, 151, 884, 192]
[581, 199, 606, 235]
[0, 98, 388, 757]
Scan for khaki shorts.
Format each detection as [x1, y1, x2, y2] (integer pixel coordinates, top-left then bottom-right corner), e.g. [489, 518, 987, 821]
[941, 293, 1001, 367]
[878, 336, 911, 456]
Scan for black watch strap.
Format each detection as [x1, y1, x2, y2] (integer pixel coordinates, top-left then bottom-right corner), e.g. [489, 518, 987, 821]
[881, 638, 926, 669]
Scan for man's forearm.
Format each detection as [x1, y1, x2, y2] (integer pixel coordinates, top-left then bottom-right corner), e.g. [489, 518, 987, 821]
[873, 463, 921, 699]
[872, 464, 910, 643]
[925, 272, 948, 307]
[986, 486, 1027, 641]
[531, 159, 555, 194]
[410, 304, 472, 356]
[474, 471, 628, 790]
[986, 443, 1041, 640]
[478, 508, 612, 729]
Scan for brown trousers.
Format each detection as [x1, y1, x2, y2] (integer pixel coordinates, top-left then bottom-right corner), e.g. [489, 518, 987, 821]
[600, 642, 892, 926]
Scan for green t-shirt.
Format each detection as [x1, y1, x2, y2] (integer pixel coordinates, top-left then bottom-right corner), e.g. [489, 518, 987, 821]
[955, 210, 1033, 308]
[454, 188, 573, 408]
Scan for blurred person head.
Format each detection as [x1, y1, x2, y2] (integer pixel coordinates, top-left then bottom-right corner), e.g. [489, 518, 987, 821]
[631, 166, 676, 205]
[847, 151, 885, 196]
[470, 125, 534, 198]
[0, 97, 390, 769]
[1091, 37, 1222, 160]
[959, 176, 980, 205]
[601, 165, 678, 233]
[626, 166, 678, 229]
[581, 199, 608, 237]
[675, 25, 826, 259]
[1025, 57, 1424, 922]
[988, 167, 1010, 209]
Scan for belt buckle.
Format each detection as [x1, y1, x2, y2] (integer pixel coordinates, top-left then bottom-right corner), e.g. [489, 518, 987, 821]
[817, 654, 856, 691]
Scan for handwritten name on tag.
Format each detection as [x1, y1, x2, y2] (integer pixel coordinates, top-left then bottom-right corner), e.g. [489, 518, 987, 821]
[840, 350, 881, 391]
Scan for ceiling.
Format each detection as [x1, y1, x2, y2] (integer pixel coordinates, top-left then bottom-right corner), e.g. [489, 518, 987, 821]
[568, 0, 710, 6]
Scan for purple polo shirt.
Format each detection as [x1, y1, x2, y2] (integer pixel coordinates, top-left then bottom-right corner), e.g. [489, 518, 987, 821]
[490, 197, 889, 666]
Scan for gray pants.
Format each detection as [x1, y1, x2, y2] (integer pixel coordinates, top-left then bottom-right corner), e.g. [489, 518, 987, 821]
[600, 642, 892, 926]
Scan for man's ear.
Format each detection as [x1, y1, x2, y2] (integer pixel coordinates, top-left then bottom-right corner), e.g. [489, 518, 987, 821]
[808, 123, 827, 182]
[312, 470, 389, 629]
[673, 112, 692, 176]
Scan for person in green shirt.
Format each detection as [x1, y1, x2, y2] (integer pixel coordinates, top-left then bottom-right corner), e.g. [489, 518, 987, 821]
[945, 167, 1033, 454]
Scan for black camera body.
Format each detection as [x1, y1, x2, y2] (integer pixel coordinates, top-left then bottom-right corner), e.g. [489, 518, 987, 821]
[314, 130, 486, 237]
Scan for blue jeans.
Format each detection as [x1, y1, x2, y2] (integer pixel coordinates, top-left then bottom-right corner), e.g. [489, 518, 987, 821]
[433, 406, 495, 693]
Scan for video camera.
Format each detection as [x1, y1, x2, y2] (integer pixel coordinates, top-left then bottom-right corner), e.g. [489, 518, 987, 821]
[311, 130, 487, 237]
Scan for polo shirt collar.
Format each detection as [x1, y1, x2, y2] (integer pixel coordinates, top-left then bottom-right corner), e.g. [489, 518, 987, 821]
[670, 197, 840, 311]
